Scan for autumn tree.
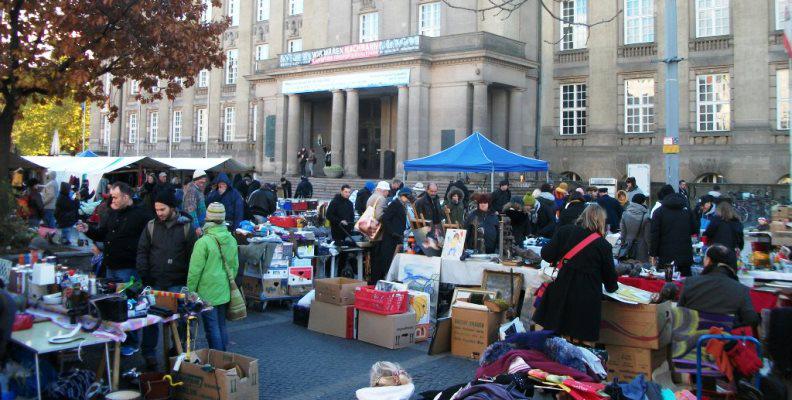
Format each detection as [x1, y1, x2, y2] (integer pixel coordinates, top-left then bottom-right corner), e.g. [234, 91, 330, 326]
[12, 97, 84, 155]
[0, 0, 229, 181]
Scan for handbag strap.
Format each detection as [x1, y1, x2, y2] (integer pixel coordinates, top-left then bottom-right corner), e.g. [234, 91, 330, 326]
[208, 234, 235, 282]
[557, 233, 600, 272]
[635, 211, 647, 238]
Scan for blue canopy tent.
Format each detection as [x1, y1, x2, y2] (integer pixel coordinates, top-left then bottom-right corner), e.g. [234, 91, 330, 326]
[75, 149, 98, 157]
[402, 132, 549, 191]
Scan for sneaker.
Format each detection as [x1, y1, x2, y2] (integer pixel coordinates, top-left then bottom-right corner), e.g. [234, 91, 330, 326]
[121, 346, 139, 357]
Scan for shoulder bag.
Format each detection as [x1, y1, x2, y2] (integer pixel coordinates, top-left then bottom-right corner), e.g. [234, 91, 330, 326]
[617, 211, 646, 260]
[209, 235, 247, 321]
[535, 232, 601, 302]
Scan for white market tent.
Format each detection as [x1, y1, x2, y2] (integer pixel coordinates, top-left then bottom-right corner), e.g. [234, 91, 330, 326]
[154, 157, 251, 173]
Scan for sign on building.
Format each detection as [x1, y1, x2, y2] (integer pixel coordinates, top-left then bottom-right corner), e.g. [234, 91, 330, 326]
[282, 69, 411, 94]
[279, 36, 421, 68]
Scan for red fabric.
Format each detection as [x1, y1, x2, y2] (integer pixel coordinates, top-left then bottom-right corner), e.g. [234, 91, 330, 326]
[705, 327, 734, 381]
[617, 276, 779, 313]
[726, 327, 762, 377]
[475, 349, 595, 382]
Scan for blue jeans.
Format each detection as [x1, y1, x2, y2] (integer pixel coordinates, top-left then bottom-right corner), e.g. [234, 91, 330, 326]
[142, 285, 185, 360]
[201, 303, 228, 351]
[106, 268, 140, 348]
[42, 210, 56, 228]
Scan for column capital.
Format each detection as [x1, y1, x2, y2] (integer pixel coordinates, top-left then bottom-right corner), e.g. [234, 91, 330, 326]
[345, 88, 358, 93]
[397, 85, 409, 89]
[287, 93, 300, 99]
[471, 80, 489, 86]
[509, 87, 527, 93]
[331, 89, 344, 94]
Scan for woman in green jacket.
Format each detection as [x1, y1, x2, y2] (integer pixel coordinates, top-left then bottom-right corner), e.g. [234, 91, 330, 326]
[188, 202, 239, 351]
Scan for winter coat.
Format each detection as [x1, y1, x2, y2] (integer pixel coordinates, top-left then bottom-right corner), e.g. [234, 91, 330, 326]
[558, 200, 587, 228]
[281, 180, 293, 198]
[532, 194, 557, 238]
[152, 182, 175, 203]
[326, 194, 355, 243]
[42, 172, 58, 210]
[464, 210, 499, 253]
[248, 187, 277, 217]
[649, 193, 697, 268]
[596, 195, 623, 233]
[444, 180, 470, 205]
[182, 182, 206, 229]
[703, 215, 744, 251]
[26, 187, 44, 220]
[444, 187, 466, 225]
[206, 173, 245, 230]
[490, 188, 512, 216]
[294, 178, 313, 198]
[626, 187, 644, 202]
[503, 205, 529, 246]
[534, 225, 618, 342]
[55, 182, 80, 229]
[136, 212, 197, 289]
[85, 204, 153, 271]
[366, 192, 387, 221]
[355, 187, 372, 215]
[619, 202, 651, 262]
[678, 264, 759, 327]
[415, 193, 443, 225]
[187, 223, 239, 306]
[380, 199, 407, 242]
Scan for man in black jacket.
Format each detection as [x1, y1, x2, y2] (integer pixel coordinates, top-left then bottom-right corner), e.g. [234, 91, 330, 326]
[247, 183, 278, 222]
[77, 181, 151, 355]
[136, 190, 197, 369]
[280, 177, 293, 198]
[355, 182, 375, 215]
[371, 188, 413, 284]
[326, 185, 355, 244]
[650, 190, 698, 277]
[596, 188, 624, 233]
[532, 184, 557, 238]
[294, 176, 313, 198]
[490, 180, 512, 214]
[414, 183, 443, 228]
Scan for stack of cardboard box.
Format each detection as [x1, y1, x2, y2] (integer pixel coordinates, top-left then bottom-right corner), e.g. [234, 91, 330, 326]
[241, 243, 293, 300]
[308, 277, 367, 340]
[354, 282, 417, 349]
[770, 205, 792, 246]
[450, 303, 504, 360]
[598, 301, 673, 381]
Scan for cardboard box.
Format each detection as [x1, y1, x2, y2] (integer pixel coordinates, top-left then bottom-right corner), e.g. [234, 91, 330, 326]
[599, 301, 672, 350]
[287, 266, 313, 286]
[169, 349, 259, 400]
[241, 276, 262, 297]
[451, 306, 503, 359]
[242, 277, 289, 299]
[308, 301, 356, 339]
[314, 277, 367, 305]
[606, 345, 668, 382]
[357, 310, 416, 349]
[261, 261, 288, 280]
[287, 284, 312, 297]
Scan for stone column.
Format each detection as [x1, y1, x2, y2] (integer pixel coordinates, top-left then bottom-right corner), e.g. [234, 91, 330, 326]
[395, 85, 409, 174]
[330, 90, 345, 166]
[286, 94, 301, 176]
[509, 88, 525, 154]
[472, 81, 489, 136]
[343, 89, 359, 177]
[491, 89, 508, 147]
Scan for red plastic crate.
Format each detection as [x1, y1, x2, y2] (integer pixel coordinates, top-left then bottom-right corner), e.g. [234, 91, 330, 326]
[354, 286, 409, 315]
[268, 216, 298, 228]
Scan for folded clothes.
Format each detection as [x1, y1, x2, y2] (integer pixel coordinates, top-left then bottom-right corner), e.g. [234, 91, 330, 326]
[475, 349, 594, 382]
[503, 330, 554, 353]
[544, 337, 587, 374]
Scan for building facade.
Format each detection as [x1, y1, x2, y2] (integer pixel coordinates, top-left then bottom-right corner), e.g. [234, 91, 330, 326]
[539, 0, 790, 184]
[90, 0, 541, 180]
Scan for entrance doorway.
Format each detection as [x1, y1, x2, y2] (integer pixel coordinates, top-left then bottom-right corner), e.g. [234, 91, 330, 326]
[358, 98, 381, 179]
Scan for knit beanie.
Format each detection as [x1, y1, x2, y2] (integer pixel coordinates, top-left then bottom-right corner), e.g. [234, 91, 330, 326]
[206, 202, 226, 222]
[154, 190, 176, 208]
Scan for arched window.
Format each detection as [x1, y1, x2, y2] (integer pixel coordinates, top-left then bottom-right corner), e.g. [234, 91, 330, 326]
[695, 173, 725, 184]
[560, 171, 582, 181]
[779, 175, 791, 185]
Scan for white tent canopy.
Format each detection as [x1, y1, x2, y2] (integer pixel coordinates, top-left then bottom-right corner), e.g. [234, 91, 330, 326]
[154, 157, 251, 173]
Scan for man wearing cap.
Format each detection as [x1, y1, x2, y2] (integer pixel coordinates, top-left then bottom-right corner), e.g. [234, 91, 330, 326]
[183, 170, 208, 235]
[188, 202, 239, 351]
[490, 180, 512, 214]
[367, 181, 390, 221]
[371, 188, 413, 284]
[136, 190, 197, 370]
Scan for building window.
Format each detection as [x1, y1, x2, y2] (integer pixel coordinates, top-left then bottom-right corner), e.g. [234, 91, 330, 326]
[696, 0, 729, 38]
[778, 69, 789, 130]
[560, 83, 587, 135]
[172, 110, 182, 143]
[287, 39, 302, 53]
[223, 106, 235, 141]
[360, 12, 379, 42]
[128, 113, 138, 144]
[257, 0, 270, 21]
[560, 171, 582, 181]
[696, 173, 724, 183]
[249, 103, 258, 142]
[101, 115, 111, 145]
[696, 73, 730, 132]
[196, 108, 208, 142]
[255, 44, 269, 61]
[624, 78, 655, 133]
[228, 0, 239, 26]
[419, 2, 441, 37]
[201, 0, 212, 23]
[777, 0, 792, 30]
[198, 69, 209, 88]
[225, 49, 238, 85]
[130, 80, 140, 95]
[288, 0, 303, 16]
[624, 0, 654, 44]
[560, 0, 588, 50]
[148, 111, 159, 143]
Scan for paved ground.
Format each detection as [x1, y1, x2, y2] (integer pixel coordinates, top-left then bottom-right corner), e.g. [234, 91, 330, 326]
[228, 303, 477, 400]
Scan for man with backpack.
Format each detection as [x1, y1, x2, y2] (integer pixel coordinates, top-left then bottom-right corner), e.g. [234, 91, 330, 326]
[136, 190, 197, 370]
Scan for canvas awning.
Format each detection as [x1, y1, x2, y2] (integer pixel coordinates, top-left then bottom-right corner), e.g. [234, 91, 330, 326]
[154, 157, 252, 173]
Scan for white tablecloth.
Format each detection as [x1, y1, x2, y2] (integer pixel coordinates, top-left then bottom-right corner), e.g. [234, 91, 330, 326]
[748, 270, 792, 282]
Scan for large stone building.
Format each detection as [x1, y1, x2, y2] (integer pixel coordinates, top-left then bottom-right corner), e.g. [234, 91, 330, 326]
[90, 0, 540, 180]
[90, 0, 790, 184]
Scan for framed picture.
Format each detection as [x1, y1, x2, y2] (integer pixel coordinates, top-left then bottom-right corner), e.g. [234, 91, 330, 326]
[441, 229, 467, 260]
[394, 254, 442, 319]
[482, 270, 524, 307]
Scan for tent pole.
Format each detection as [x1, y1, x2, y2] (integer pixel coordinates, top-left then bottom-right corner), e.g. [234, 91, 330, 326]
[403, 171, 406, 183]
[490, 171, 494, 192]
[545, 170, 549, 183]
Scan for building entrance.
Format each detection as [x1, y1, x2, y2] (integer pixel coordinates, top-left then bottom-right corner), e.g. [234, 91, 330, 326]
[358, 98, 382, 179]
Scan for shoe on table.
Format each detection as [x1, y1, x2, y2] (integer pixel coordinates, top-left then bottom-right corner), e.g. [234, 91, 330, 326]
[121, 346, 139, 357]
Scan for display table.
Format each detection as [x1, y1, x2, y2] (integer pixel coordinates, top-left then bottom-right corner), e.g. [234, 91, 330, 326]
[747, 270, 792, 282]
[617, 276, 781, 312]
[11, 321, 112, 399]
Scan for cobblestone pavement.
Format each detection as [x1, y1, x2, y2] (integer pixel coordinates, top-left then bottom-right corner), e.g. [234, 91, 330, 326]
[227, 303, 478, 400]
